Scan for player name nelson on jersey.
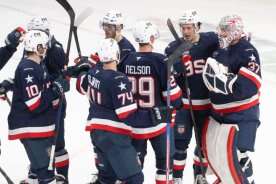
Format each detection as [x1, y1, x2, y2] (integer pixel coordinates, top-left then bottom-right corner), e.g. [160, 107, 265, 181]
[125, 65, 151, 75]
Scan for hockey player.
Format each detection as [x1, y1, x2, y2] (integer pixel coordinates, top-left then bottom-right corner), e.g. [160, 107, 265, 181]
[100, 10, 135, 59]
[7, 30, 69, 184]
[0, 27, 25, 70]
[19, 16, 70, 184]
[119, 20, 182, 184]
[164, 10, 219, 183]
[75, 38, 143, 184]
[202, 15, 261, 184]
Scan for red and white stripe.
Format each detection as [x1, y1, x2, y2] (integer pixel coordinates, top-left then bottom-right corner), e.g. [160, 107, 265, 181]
[52, 98, 60, 108]
[162, 86, 182, 101]
[193, 155, 208, 167]
[85, 118, 132, 135]
[8, 124, 55, 140]
[55, 153, 69, 168]
[211, 93, 260, 114]
[76, 74, 87, 95]
[173, 159, 186, 171]
[131, 123, 167, 139]
[25, 92, 41, 111]
[155, 174, 173, 184]
[239, 67, 262, 89]
[115, 103, 137, 119]
[182, 98, 211, 110]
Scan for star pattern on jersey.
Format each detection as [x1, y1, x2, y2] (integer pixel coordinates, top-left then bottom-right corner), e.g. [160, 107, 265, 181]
[25, 74, 33, 84]
[249, 54, 256, 61]
[118, 81, 126, 91]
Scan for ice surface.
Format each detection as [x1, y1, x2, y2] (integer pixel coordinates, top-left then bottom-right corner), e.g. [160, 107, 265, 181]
[0, 0, 275, 183]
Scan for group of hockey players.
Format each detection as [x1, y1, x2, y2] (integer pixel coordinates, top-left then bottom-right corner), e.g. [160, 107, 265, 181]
[0, 8, 261, 184]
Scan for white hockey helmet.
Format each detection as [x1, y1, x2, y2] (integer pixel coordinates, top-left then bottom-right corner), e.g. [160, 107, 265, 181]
[100, 10, 123, 27]
[24, 30, 49, 55]
[98, 38, 120, 63]
[179, 10, 200, 26]
[27, 16, 50, 34]
[217, 15, 244, 48]
[132, 20, 160, 44]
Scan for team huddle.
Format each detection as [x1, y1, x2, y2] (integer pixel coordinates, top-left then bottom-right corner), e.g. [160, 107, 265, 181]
[0, 9, 261, 184]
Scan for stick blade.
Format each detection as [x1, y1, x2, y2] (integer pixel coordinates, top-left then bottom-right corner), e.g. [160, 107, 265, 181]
[74, 6, 93, 27]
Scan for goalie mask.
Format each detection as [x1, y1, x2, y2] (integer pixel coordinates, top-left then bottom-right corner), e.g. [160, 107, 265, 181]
[217, 15, 244, 49]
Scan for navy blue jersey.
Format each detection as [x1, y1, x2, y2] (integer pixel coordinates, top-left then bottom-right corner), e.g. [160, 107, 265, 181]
[118, 36, 136, 60]
[210, 38, 261, 114]
[76, 67, 137, 136]
[0, 45, 17, 70]
[8, 58, 58, 140]
[43, 36, 66, 80]
[118, 52, 182, 139]
[165, 32, 219, 110]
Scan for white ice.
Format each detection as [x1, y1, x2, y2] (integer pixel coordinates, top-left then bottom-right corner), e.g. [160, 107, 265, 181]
[0, 0, 275, 183]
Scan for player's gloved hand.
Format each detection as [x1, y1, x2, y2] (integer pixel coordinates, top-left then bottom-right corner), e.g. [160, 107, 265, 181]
[90, 52, 100, 64]
[0, 78, 14, 95]
[65, 56, 92, 78]
[151, 106, 174, 125]
[202, 57, 237, 95]
[52, 76, 70, 98]
[5, 27, 26, 49]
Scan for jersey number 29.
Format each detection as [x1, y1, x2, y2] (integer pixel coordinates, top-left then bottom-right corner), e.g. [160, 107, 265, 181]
[128, 76, 155, 108]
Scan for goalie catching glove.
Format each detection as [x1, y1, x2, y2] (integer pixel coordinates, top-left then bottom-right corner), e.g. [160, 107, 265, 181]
[202, 57, 237, 95]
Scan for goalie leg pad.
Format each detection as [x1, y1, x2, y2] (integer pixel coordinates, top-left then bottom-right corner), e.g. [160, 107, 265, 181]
[202, 116, 249, 184]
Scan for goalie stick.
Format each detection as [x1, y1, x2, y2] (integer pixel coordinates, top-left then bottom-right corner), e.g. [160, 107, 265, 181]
[166, 18, 208, 184]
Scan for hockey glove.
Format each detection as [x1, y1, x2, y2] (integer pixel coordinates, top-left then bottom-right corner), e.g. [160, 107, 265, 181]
[65, 56, 92, 78]
[0, 78, 14, 95]
[203, 58, 237, 95]
[151, 106, 173, 125]
[5, 27, 26, 49]
[52, 76, 70, 98]
[90, 52, 100, 65]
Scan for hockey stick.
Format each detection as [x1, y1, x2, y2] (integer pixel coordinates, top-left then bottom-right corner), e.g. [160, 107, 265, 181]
[0, 167, 14, 184]
[4, 93, 11, 106]
[164, 19, 193, 184]
[48, 95, 64, 170]
[57, 0, 93, 61]
[166, 18, 208, 183]
[49, 1, 92, 171]
[73, 6, 93, 57]
[56, 0, 75, 65]
[0, 94, 14, 183]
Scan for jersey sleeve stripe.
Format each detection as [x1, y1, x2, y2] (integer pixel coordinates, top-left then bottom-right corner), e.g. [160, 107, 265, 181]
[239, 67, 262, 89]
[76, 74, 86, 95]
[25, 92, 42, 111]
[162, 86, 182, 101]
[8, 124, 55, 140]
[115, 103, 137, 119]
